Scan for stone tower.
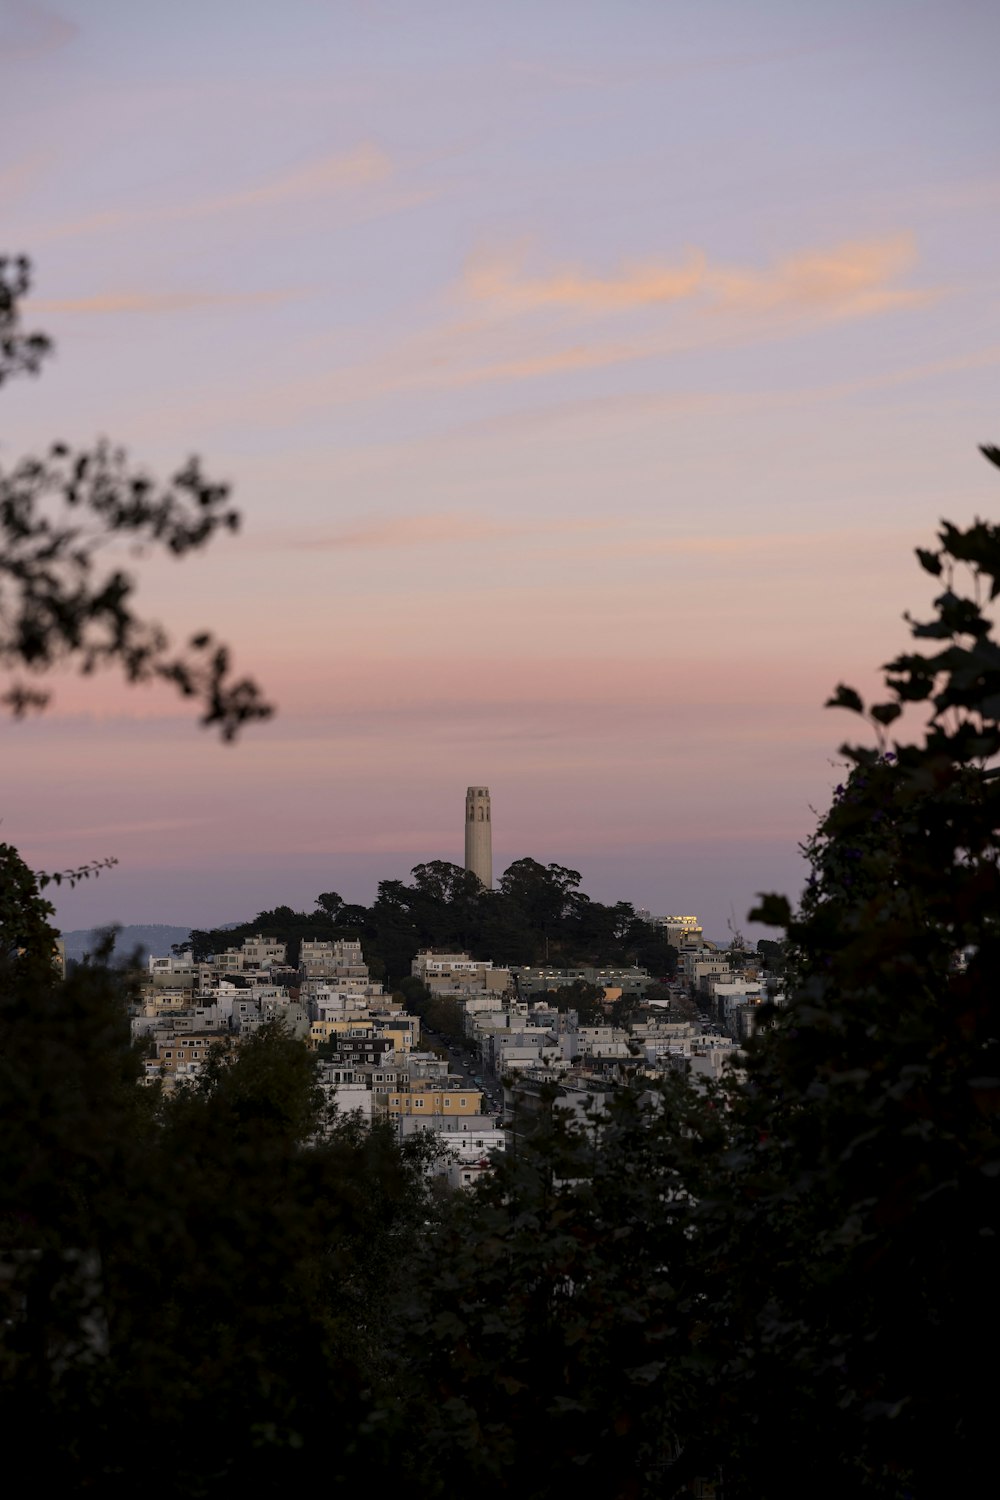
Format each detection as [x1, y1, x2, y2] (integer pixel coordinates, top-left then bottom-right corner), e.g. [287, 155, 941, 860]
[464, 786, 493, 889]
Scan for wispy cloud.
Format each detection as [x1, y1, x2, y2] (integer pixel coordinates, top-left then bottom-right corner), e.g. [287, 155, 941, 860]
[0, 1, 77, 63]
[709, 234, 924, 317]
[26, 816, 213, 843]
[32, 287, 297, 316]
[211, 143, 391, 213]
[463, 233, 930, 322]
[465, 247, 707, 313]
[138, 231, 943, 439]
[282, 512, 613, 551]
[36, 143, 393, 242]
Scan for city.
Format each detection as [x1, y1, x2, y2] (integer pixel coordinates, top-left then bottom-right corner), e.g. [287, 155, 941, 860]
[2, 4, 996, 1495]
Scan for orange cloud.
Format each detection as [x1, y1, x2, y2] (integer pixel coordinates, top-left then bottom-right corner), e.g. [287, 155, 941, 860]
[463, 233, 929, 323]
[136, 233, 941, 440]
[214, 143, 391, 211]
[709, 233, 926, 317]
[465, 248, 707, 313]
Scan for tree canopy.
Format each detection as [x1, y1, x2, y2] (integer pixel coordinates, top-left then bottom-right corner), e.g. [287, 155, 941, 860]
[186, 857, 677, 984]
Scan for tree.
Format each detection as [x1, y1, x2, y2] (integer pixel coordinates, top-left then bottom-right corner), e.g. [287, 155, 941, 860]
[628, 928, 679, 978]
[708, 453, 1000, 1496]
[498, 858, 584, 936]
[0, 256, 271, 737]
[549, 978, 604, 1025]
[398, 1076, 727, 1500]
[397, 457, 1000, 1498]
[1, 997, 437, 1494]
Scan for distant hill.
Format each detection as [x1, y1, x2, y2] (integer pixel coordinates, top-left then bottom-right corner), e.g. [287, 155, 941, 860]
[59, 924, 194, 966]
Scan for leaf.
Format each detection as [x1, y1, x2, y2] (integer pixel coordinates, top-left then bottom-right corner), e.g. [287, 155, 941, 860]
[748, 893, 792, 928]
[825, 684, 865, 714]
[870, 702, 902, 726]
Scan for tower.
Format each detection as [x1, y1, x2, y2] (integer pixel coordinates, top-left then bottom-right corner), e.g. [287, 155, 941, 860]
[464, 786, 493, 889]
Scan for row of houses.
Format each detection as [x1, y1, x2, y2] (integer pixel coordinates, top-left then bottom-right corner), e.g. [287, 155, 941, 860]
[135, 933, 501, 1188]
[135, 917, 776, 1184]
[407, 938, 755, 1147]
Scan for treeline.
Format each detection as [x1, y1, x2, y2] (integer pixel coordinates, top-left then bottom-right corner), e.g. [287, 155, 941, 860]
[186, 857, 680, 983]
[4, 495, 999, 1494]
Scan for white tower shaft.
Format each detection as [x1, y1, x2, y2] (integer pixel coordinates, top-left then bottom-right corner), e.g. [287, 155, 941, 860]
[464, 786, 493, 889]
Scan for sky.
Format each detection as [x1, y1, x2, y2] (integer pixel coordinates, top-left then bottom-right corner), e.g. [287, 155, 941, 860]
[2, 0, 999, 940]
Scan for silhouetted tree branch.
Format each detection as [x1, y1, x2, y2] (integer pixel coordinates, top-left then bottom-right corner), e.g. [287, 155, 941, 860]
[0, 256, 272, 739]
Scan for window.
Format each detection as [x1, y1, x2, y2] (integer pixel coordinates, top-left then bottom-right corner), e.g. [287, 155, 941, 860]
[460, 1098, 467, 1107]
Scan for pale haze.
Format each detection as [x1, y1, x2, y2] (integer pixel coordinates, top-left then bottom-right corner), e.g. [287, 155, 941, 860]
[3, 0, 999, 938]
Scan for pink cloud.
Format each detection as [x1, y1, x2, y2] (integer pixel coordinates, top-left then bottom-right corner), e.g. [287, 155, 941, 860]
[0, 2, 76, 62]
[279, 512, 613, 551]
[708, 233, 928, 317]
[34, 144, 393, 243]
[462, 233, 930, 323]
[464, 247, 707, 313]
[32, 287, 297, 315]
[213, 143, 391, 211]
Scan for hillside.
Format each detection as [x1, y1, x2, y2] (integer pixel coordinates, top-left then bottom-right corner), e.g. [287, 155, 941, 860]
[59, 924, 193, 966]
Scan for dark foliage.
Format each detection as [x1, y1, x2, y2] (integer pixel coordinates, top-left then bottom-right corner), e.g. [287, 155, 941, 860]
[0, 256, 271, 737]
[398, 1079, 728, 1500]
[719, 462, 1000, 1495]
[186, 858, 676, 984]
[6, 248, 995, 1494]
[0, 879, 435, 1494]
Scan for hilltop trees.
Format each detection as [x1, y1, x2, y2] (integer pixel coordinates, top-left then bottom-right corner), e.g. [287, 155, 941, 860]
[186, 859, 676, 982]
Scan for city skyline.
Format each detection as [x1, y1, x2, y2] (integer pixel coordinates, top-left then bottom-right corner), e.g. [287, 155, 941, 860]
[3, 0, 999, 937]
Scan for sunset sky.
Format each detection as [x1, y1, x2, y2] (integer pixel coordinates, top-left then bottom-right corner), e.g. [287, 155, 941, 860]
[3, 0, 999, 939]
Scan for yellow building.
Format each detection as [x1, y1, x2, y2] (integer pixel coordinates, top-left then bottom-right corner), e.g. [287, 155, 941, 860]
[378, 1017, 419, 1054]
[385, 1084, 483, 1117]
[308, 1018, 374, 1051]
[308, 1014, 420, 1054]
